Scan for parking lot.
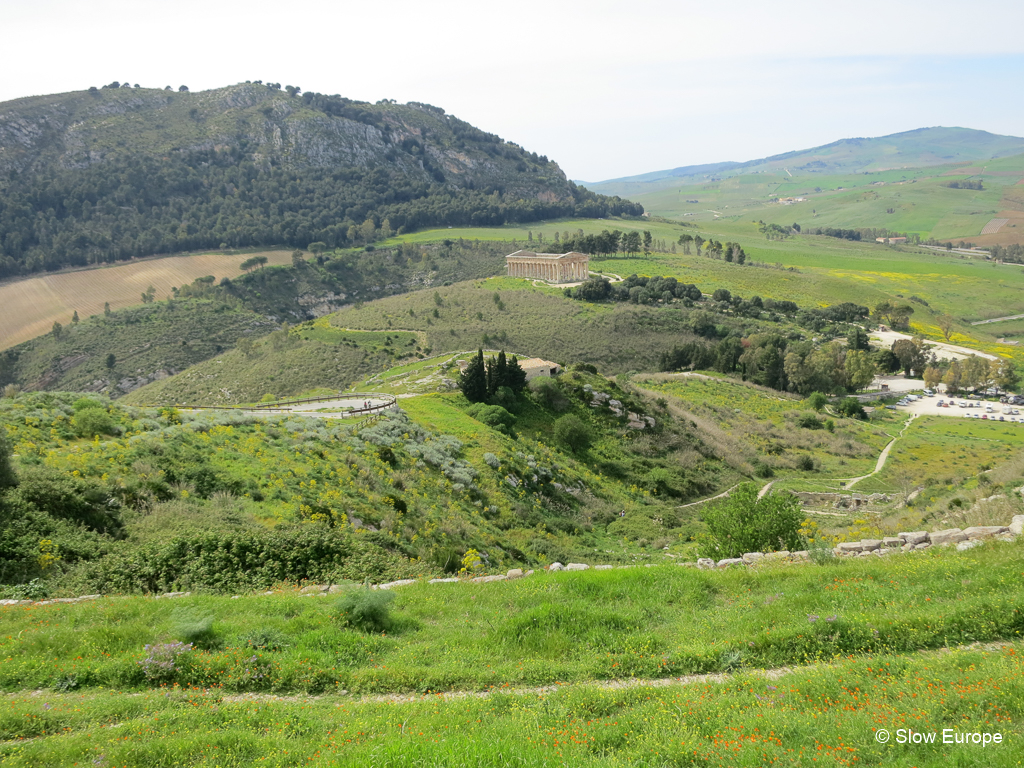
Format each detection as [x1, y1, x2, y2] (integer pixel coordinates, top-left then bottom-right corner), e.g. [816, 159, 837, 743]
[888, 393, 1024, 423]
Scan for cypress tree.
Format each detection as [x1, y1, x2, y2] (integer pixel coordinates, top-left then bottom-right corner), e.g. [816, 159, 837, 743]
[0, 431, 17, 490]
[459, 349, 488, 403]
[506, 355, 528, 393]
[487, 350, 508, 396]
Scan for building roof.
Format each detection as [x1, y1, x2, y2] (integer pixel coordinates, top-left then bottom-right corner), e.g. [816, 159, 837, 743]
[506, 250, 588, 261]
[517, 357, 560, 370]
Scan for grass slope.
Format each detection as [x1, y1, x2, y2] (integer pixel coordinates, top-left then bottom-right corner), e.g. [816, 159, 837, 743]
[1, 545, 1021, 696]
[0, 300, 277, 396]
[2, 644, 1021, 766]
[590, 151, 1024, 247]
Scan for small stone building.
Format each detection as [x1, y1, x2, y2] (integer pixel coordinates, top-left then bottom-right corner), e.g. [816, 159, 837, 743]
[506, 250, 589, 283]
[518, 358, 561, 381]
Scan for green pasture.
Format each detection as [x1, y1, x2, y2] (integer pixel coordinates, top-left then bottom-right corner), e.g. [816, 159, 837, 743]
[599, 154, 1024, 243]
[382, 214, 1024, 332]
[2, 546, 1022, 699]
[1, 642, 1021, 767]
[853, 416, 1024, 496]
[633, 374, 901, 482]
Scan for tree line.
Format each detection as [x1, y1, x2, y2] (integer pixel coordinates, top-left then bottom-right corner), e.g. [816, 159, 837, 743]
[0, 150, 641, 279]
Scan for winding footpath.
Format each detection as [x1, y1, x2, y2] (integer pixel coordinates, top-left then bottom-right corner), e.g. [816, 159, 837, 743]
[841, 414, 918, 490]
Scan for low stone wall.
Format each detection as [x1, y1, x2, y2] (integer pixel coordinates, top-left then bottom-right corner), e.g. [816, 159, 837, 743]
[791, 491, 892, 509]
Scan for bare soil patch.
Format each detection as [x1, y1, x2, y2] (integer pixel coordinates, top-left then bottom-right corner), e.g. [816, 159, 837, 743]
[0, 251, 291, 350]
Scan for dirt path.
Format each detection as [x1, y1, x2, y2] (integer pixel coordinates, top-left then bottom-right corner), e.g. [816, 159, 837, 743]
[842, 414, 918, 490]
[972, 312, 1024, 326]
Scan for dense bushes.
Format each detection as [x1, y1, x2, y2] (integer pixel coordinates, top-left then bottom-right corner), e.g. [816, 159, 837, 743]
[698, 484, 804, 558]
[80, 525, 416, 594]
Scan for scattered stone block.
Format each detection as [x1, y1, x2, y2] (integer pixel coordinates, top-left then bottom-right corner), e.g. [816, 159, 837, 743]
[764, 551, 789, 560]
[717, 558, 744, 568]
[930, 529, 967, 546]
[566, 563, 590, 571]
[962, 525, 1008, 540]
[957, 540, 982, 552]
[594, 565, 613, 570]
[899, 531, 929, 546]
[429, 578, 459, 583]
[300, 584, 327, 595]
[790, 551, 810, 560]
[742, 552, 765, 564]
[914, 543, 931, 550]
[836, 542, 864, 554]
[697, 558, 716, 569]
[156, 591, 191, 599]
[378, 579, 417, 590]
[506, 569, 524, 579]
[860, 539, 881, 551]
[548, 562, 565, 572]
[471, 574, 506, 583]
[1010, 515, 1024, 537]
[883, 537, 902, 548]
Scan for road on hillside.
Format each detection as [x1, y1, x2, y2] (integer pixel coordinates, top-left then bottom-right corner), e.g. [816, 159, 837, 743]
[972, 313, 1024, 326]
[870, 330, 997, 361]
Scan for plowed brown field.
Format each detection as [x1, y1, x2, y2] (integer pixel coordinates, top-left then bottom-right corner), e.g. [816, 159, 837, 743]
[0, 251, 292, 350]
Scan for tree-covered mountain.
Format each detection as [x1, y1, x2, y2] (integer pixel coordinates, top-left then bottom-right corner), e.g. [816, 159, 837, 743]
[0, 82, 642, 278]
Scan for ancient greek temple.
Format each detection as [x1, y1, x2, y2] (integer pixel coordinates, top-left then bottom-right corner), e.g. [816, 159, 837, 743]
[505, 250, 590, 283]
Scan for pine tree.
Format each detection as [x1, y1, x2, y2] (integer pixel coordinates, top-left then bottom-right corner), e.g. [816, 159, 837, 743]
[459, 349, 488, 403]
[71, 310, 80, 324]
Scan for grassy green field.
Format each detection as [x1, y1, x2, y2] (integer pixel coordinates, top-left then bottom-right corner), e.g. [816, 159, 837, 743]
[2, 546, 1022, 696]
[633, 374, 902, 481]
[382, 218, 1024, 339]
[2, 547, 1023, 766]
[2, 642, 1021, 767]
[587, 151, 1024, 247]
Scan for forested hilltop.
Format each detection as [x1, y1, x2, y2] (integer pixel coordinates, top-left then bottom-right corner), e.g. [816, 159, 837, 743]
[0, 82, 641, 277]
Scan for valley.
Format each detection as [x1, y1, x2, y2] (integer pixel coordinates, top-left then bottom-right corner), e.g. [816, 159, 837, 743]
[1, 85, 1024, 767]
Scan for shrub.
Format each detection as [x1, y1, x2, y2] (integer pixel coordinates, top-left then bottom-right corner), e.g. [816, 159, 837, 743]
[808, 538, 836, 565]
[529, 377, 569, 412]
[796, 455, 815, 471]
[240, 628, 290, 652]
[807, 392, 827, 411]
[170, 608, 219, 649]
[465, 403, 516, 434]
[335, 588, 395, 633]
[797, 414, 822, 430]
[73, 408, 116, 438]
[483, 452, 500, 469]
[836, 398, 866, 419]
[553, 414, 593, 453]
[698, 484, 804, 558]
[138, 641, 193, 682]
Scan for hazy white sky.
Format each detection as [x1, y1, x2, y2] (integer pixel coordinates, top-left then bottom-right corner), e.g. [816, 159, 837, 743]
[3, 0, 1023, 181]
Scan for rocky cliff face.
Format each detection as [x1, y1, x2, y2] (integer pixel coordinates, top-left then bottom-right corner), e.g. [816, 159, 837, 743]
[0, 83, 572, 201]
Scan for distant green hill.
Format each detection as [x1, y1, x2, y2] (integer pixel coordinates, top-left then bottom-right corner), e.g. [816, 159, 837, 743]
[0, 83, 641, 278]
[589, 127, 1024, 195]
